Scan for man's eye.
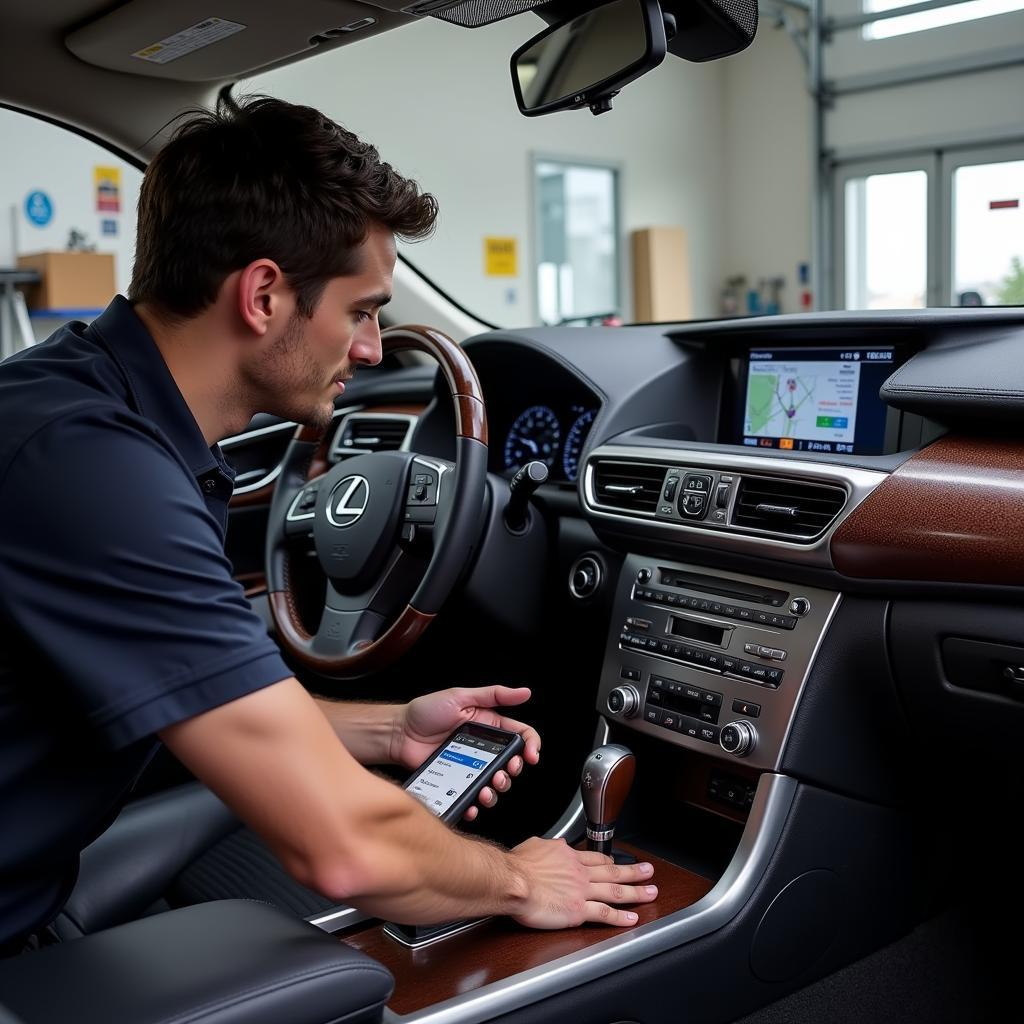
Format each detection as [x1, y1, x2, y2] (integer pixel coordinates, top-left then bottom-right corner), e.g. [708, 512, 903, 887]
[354, 310, 372, 324]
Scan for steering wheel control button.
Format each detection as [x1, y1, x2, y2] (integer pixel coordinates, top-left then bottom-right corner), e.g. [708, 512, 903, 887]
[732, 699, 761, 718]
[607, 685, 640, 718]
[720, 721, 756, 756]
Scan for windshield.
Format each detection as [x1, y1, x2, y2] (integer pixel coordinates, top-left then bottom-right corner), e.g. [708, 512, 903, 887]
[243, 3, 1023, 326]
[1, 4, 1021, 335]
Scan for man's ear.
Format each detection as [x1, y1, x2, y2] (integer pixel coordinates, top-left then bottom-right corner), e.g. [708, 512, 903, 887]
[236, 260, 289, 336]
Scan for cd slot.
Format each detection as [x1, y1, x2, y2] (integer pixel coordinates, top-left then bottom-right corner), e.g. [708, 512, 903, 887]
[657, 568, 788, 607]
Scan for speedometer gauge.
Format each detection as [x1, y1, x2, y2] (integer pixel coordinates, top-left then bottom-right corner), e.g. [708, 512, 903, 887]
[562, 409, 597, 482]
[503, 406, 561, 473]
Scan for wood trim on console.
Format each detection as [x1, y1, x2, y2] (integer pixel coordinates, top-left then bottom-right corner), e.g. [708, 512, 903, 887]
[831, 435, 1024, 584]
[340, 841, 713, 1016]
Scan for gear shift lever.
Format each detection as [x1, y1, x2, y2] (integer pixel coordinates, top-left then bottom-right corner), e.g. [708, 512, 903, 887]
[580, 744, 636, 857]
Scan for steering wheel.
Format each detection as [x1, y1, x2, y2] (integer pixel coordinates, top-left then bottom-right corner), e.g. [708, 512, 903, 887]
[265, 325, 488, 678]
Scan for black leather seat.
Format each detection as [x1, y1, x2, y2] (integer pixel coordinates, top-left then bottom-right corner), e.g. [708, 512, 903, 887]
[53, 782, 339, 940]
[0, 900, 393, 1024]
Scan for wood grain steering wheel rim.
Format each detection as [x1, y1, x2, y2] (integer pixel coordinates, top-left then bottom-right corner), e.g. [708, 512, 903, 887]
[265, 324, 487, 678]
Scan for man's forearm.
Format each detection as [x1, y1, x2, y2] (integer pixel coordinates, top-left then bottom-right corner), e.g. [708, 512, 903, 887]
[329, 778, 528, 923]
[313, 696, 402, 766]
[161, 679, 653, 931]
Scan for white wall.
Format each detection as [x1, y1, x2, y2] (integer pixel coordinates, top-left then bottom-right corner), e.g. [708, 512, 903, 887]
[0, 107, 141, 296]
[720, 23, 812, 316]
[717, 1, 1024, 314]
[249, 15, 729, 325]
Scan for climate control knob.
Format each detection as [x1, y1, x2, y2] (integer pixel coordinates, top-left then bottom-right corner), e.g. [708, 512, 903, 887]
[607, 685, 640, 718]
[720, 721, 756, 757]
[636, 567, 652, 584]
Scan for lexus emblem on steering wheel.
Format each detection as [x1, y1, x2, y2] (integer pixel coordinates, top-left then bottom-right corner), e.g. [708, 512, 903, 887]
[326, 475, 370, 528]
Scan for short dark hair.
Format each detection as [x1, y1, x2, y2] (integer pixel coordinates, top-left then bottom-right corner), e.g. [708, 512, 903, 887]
[129, 93, 438, 319]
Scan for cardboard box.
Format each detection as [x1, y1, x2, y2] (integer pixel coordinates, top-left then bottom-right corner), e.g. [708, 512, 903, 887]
[631, 227, 692, 323]
[16, 251, 116, 311]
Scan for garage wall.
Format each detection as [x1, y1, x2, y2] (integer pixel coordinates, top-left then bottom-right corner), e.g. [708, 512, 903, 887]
[720, 23, 812, 317]
[0, 107, 141, 296]
[716, 1, 1024, 315]
[248, 15, 729, 326]
[825, 0, 1024, 154]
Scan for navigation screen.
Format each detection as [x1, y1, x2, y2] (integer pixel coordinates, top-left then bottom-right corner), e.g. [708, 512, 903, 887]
[406, 731, 503, 818]
[739, 347, 895, 455]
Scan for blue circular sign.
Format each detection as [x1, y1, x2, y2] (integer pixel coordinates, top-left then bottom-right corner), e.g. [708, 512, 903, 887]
[25, 191, 54, 227]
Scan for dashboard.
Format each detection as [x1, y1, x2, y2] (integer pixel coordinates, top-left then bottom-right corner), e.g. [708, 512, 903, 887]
[501, 402, 598, 482]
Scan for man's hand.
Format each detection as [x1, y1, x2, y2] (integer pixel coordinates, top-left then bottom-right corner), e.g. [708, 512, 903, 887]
[392, 686, 541, 821]
[510, 838, 657, 929]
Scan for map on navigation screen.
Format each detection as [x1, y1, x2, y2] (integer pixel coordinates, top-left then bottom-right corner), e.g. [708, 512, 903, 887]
[744, 355, 860, 445]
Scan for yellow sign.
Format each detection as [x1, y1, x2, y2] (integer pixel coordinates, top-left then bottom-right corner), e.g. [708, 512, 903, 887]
[484, 237, 517, 276]
[94, 166, 122, 213]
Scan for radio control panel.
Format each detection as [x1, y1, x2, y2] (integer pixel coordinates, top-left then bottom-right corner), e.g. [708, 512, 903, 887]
[597, 555, 840, 770]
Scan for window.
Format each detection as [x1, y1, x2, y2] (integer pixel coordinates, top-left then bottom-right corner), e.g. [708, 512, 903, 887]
[864, 0, 1024, 40]
[534, 159, 619, 325]
[843, 169, 929, 309]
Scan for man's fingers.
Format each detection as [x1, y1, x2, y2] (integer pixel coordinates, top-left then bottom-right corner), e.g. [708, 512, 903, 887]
[457, 685, 531, 710]
[462, 806, 479, 822]
[492, 771, 512, 793]
[478, 787, 497, 808]
[493, 717, 542, 763]
[507, 756, 524, 777]
[587, 860, 655, 883]
[587, 882, 658, 905]
[575, 850, 615, 867]
[584, 902, 640, 927]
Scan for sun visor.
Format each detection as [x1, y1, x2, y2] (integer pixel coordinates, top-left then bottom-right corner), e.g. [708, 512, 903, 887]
[65, 0, 416, 82]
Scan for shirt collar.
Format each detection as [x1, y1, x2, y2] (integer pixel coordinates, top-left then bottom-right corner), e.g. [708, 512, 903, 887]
[87, 296, 231, 480]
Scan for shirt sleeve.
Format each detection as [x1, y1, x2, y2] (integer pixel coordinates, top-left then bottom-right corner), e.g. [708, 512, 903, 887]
[0, 407, 292, 750]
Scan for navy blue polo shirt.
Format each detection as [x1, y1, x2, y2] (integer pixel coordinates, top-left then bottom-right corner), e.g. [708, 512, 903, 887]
[0, 296, 291, 943]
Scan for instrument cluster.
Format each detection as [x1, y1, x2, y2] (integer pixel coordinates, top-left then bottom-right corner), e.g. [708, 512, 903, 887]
[502, 404, 598, 483]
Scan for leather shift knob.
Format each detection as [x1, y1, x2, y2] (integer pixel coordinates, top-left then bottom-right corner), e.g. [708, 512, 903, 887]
[580, 744, 635, 853]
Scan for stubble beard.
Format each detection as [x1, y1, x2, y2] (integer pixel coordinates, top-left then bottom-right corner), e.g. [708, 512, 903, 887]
[251, 312, 338, 432]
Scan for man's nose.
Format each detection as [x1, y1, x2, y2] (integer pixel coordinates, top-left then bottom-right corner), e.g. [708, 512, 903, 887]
[351, 319, 383, 367]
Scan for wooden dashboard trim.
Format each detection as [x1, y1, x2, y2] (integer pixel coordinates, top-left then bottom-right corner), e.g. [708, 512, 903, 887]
[831, 435, 1024, 584]
[340, 841, 713, 1016]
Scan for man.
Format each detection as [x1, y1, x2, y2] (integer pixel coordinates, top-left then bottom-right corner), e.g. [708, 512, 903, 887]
[0, 95, 656, 952]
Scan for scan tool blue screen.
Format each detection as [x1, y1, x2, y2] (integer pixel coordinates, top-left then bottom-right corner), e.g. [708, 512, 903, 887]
[407, 732, 503, 817]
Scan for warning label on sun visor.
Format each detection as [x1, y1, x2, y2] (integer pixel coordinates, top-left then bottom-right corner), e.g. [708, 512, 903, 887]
[132, 18, 246, 65]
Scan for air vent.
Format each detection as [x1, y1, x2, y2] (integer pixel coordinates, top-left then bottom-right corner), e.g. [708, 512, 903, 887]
[330, 415, 413, 459]
[592, 461, 667, 514]
[733, 476, 847, 539]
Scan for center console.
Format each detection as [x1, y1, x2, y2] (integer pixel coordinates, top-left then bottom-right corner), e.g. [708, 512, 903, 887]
[598, 555, 840, 772]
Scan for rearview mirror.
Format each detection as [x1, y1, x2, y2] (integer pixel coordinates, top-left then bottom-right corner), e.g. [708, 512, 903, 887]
[511, 0, 668, 117]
